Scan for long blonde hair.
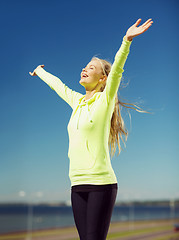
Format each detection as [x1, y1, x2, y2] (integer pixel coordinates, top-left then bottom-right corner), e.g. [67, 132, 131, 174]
[92, 57, 146, 158]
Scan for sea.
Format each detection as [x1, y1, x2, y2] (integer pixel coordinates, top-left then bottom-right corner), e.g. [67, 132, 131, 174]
[0, 203, 179, 234]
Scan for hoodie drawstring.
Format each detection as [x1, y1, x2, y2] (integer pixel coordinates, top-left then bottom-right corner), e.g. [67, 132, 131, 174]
[77, 106, 82, 130]
[87, 104, 93, 123]
[76, 102, 93, 129]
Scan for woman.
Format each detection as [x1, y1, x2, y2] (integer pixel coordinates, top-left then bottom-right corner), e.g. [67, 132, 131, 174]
[29, 18, 153, 240]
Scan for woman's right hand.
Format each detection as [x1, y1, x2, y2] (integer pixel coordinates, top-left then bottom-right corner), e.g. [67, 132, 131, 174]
[29, 64, 45, 76]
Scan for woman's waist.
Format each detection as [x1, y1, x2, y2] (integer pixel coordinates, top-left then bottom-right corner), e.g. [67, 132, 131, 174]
[71, 183, 118, 192]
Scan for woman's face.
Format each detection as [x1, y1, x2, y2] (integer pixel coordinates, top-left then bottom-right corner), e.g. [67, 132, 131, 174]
[79, 60, 106, 91]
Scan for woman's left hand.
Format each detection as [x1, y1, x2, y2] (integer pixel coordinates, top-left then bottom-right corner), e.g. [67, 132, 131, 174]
[125, 18, 153, 41]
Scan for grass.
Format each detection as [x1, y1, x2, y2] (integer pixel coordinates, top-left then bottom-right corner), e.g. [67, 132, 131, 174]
[0, 227, 77, 240]
[107, 225, 171, 239]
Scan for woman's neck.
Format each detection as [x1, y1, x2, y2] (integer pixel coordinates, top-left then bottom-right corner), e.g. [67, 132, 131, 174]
[84, 90, 97, 101]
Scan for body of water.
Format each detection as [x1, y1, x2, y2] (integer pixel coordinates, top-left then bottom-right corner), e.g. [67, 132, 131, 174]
[0, 204, 179, 234]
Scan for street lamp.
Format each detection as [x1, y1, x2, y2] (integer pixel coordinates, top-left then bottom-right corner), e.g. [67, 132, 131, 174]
[170, 198, 175, 224]
[18, 191, 32, 240]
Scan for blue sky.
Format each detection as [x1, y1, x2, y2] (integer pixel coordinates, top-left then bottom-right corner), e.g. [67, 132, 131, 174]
[0, 0, 178, 203]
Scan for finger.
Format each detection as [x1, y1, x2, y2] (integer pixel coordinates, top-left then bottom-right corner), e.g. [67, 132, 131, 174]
[142, 19, 153, 27]
[143, 21, 153, 30]
[140, 22, 153, 33]
[29, 71, 35, 76]
[134, 18, 142, 27]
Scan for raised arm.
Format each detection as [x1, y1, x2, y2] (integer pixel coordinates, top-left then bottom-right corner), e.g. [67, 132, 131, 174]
[105, 37, 132, 102]
[29, 65, 83, 109]
[105, 18, 153, 102]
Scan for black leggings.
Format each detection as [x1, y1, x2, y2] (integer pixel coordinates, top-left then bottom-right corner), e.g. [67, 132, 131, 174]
[71, 188, 117, 240]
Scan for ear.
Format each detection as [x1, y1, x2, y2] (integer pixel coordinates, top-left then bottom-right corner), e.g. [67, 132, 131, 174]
[99, 75, 107, 83]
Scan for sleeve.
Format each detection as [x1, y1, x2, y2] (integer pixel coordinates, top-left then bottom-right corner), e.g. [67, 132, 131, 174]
[104, 36, 132, 103]
[35, 67, 83, 109]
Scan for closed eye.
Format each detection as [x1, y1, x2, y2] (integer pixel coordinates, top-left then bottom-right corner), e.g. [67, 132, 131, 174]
[82, 64, 96, 71]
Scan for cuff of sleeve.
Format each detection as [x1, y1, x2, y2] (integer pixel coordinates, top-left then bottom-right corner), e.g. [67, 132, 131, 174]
[123, 36, 133, 46]
[115, 36, 132, 60]
[35, 67, 55, 90]
[35, 67, 45, 76]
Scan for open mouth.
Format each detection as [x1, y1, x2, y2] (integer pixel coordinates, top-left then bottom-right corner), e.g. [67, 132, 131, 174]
[81, 73, 89, 78]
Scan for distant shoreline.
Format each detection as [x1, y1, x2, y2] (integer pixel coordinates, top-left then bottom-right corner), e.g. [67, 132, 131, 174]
[1, 203, 178, 236]
[1, 199, 179, 207]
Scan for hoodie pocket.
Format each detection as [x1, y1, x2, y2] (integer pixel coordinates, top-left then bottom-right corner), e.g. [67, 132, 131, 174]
[85, 140, 96, 164]
[69, 139, 96, 170]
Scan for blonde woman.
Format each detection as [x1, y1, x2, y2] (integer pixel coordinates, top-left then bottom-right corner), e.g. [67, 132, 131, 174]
[29, 18, 153, 240]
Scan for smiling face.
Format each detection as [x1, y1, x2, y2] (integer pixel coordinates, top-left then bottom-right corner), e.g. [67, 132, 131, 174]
[79, 59, 107, 91]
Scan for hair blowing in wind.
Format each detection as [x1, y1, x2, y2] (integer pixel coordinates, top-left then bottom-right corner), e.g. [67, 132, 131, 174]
[92, 57, 148, 157]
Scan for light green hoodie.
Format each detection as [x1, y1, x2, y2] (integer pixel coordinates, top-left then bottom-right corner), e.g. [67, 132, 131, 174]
[35, 36, 132, 186]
